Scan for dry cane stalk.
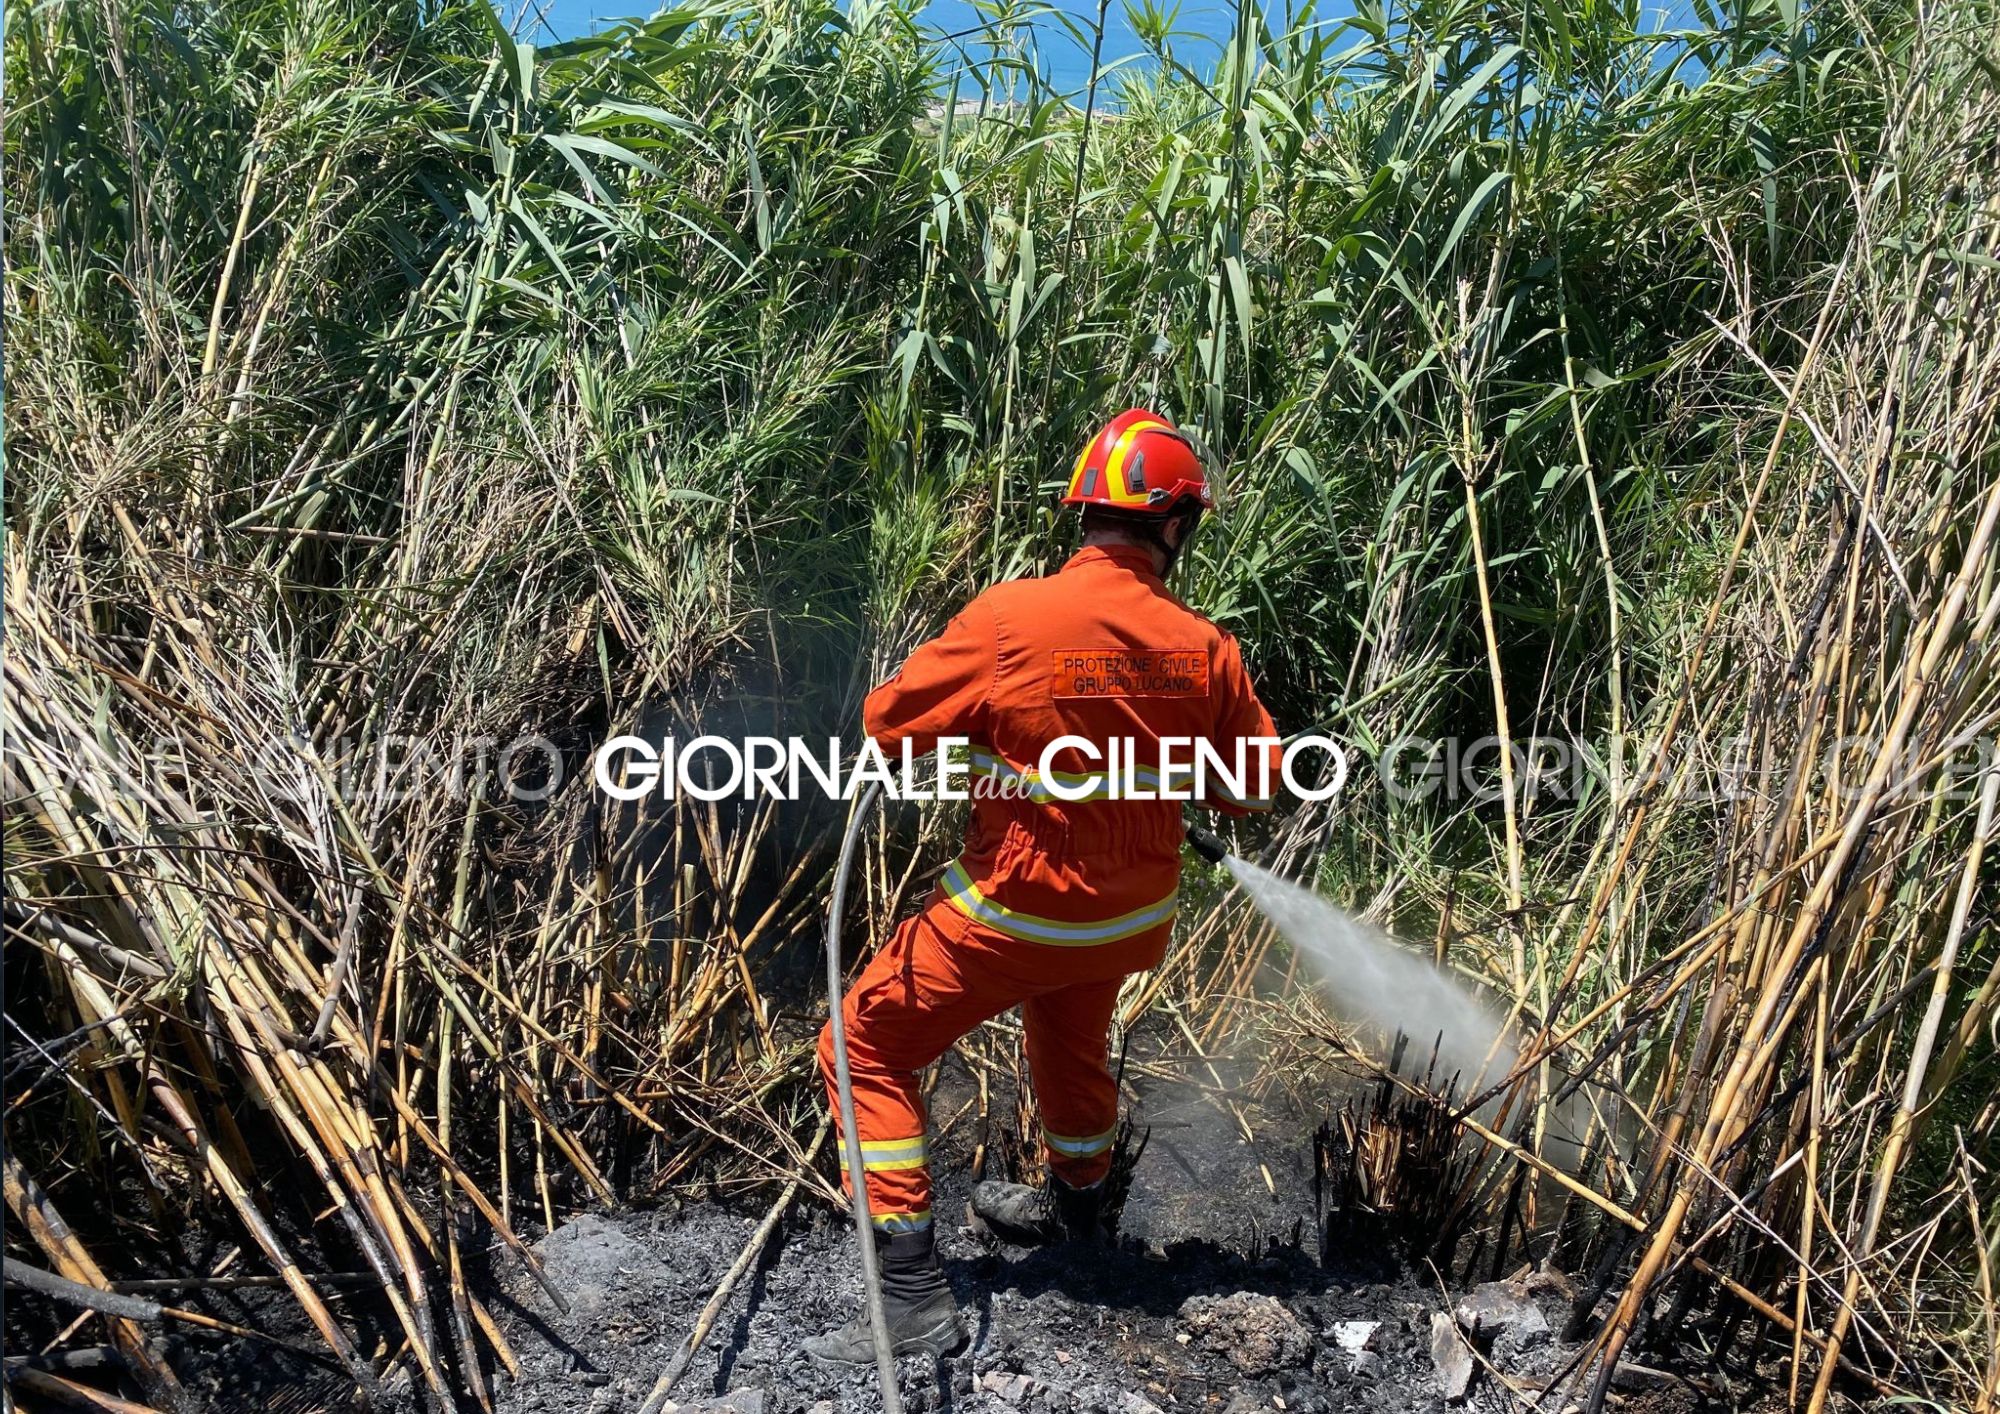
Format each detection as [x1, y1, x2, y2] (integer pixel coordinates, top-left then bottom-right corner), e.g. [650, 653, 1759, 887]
[1803, 753, 1999, 1412]
[1596, 474, 2000, 1405]
[2, 1154, 184, 1410]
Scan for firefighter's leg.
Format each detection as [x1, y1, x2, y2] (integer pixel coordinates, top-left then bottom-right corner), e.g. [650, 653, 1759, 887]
[816, 908, 1019, 1231]
[1023, 976, 1123, 1187]
[809, 909, 1016, 1362]
[971, 974, 1124, 1244]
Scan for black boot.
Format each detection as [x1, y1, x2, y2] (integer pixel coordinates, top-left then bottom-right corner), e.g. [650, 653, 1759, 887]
[971, 1176, 1107, 1246]
[805, 1226, 966, 1365]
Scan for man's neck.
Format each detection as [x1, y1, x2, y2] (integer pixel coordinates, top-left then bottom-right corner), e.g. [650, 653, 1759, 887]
[1081, 532, 1170, 577]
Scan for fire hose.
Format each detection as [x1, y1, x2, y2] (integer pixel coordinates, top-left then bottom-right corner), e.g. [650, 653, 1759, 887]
[825, 780, 902, 1411]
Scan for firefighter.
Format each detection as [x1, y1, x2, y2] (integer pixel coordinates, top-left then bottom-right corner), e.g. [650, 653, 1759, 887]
[806, 410, 1282, 1365]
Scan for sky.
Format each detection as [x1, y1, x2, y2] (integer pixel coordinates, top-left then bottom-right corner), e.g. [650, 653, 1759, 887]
[516, 0, 1327, 96]
[517, 0, 1711, 99]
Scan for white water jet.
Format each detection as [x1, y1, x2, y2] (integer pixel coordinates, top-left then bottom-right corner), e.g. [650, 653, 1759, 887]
[1226, 857, 1517, 1096]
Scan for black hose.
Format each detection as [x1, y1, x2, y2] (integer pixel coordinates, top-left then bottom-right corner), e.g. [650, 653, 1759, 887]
[826, 781, 903, 1411]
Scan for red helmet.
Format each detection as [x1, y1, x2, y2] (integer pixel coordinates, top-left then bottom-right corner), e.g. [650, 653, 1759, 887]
[1061, 409, 1213, 514]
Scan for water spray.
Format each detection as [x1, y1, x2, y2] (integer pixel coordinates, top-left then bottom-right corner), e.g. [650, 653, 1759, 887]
[1186, 816, 1516, 1099]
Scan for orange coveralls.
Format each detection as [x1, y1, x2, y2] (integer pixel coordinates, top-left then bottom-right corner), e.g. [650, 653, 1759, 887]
[817, 543, 1280, 1234]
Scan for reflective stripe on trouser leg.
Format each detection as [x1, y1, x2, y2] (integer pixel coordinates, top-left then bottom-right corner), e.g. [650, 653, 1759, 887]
[859, 1134, 929, 1173]
[1043, 1125, 1116, 1161]
[857, 1134, 933, 1231]
[817, 1036, 935, 1230]
[817, 1011, 935, 1232]
[870, 1208, 933, 1233]
[1043, 1123, 1117, 1187]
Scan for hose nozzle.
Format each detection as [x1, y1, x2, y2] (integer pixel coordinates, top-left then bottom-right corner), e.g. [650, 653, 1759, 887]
[1186, 823, 1229, 866]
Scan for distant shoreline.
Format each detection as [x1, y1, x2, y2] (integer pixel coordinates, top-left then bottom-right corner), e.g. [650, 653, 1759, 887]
[920, 95, 1129, 122]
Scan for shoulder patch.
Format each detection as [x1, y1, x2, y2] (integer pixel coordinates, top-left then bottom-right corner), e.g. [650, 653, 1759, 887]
[1051, 649, 1210, 699]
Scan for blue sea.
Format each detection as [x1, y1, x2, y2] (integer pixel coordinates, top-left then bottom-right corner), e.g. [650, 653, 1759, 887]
[521, 0, 1345, 97]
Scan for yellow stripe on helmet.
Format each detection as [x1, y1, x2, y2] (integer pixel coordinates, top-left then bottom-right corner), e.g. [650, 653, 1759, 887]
[1101, 419, 1171, 506]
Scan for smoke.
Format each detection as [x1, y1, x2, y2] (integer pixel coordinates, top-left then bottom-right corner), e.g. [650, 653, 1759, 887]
[1225, 858, 1517, 1096]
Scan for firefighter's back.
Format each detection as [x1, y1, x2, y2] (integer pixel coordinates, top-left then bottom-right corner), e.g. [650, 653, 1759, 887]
[953, 543, 1261, 940]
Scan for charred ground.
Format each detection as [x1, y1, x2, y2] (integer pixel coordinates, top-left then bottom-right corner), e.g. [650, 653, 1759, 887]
[12, 1040, 1831, 1414]
[462, 1061, 1794, 1414]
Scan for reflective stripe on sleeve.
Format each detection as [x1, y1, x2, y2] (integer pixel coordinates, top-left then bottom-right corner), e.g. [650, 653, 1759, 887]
[940, 862, 1176, 947]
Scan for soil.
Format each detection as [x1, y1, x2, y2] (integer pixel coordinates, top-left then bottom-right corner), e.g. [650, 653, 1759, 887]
[113, 1050, 1816, 1413]
[467, 1059, 1786, 1414]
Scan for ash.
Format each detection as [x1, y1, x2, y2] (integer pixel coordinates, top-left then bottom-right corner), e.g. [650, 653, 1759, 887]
[484, 1079, 1765, 1414]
